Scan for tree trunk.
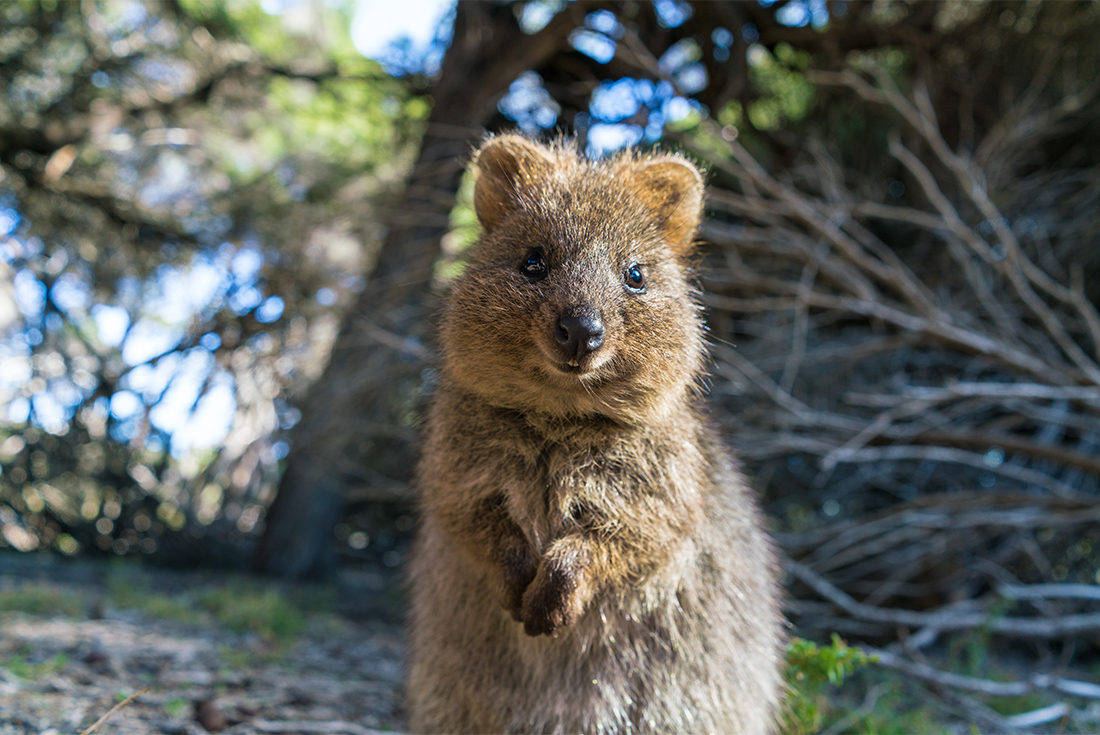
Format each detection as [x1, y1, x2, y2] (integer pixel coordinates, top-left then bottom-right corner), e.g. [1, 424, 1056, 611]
[252, 2, 599, 578]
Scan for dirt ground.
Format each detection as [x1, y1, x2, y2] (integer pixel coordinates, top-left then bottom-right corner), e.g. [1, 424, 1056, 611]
[6, 552, 1099, 735]
[0, 554, 407, 734]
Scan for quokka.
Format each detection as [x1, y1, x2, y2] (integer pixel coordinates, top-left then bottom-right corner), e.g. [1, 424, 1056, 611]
[406, 135, 783, 734]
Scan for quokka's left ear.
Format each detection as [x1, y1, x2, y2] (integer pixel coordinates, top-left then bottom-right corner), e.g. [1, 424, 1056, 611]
[628, 157, 705, 255]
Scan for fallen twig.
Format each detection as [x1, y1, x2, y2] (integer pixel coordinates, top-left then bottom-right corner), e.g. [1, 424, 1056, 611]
[786, 560, 1100, 638]
[846, 382, 1100, 405]
[996, 582, 1100, 603]
[828, 445, 1080, 498]
[869, 648, 1100, 700]
[78, 686, 150, 735]
[1002, 702, 1071, 729]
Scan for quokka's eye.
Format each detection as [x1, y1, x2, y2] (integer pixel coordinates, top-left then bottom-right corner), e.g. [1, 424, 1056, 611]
[521, 247, 547, 280]
[624, 263, 646, 293]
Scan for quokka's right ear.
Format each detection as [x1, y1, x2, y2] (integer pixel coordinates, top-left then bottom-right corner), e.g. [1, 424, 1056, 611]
[473, 135, 554, 233]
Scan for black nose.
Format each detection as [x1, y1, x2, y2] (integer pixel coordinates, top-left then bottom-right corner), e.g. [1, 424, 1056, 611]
[556, 307, 605, 360]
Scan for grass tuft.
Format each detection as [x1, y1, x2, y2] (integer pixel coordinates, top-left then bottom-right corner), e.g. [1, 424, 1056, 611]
[0, 586, 84, 617]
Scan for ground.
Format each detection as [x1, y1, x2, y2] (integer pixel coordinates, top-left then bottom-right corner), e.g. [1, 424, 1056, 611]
[0, 554, 407, 734]
[4, 552, 1098, 734]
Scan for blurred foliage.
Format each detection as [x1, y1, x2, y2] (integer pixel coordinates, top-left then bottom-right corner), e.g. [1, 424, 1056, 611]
[745, 43, 814, 131]
[782, 635, 873, 734]
[105, 562, 314, 640]
[433, 169, 478, 286]
[0, 0, 423, 564]
[199, 585, 305, 640]
[787, 635, 872, 689]
[0, 650, 69, 681]
[0, 584, 85, 617]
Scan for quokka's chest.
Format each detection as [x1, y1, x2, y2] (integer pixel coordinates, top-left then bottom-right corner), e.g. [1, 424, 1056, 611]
[486, 439, 624, 540]
[502, 437, 696, 532]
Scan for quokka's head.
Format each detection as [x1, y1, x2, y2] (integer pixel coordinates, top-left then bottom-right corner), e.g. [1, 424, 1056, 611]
[440, 135, 707, 424]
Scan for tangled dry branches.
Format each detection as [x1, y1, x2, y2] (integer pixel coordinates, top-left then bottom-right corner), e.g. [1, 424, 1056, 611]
[687, 59, 1100, 720]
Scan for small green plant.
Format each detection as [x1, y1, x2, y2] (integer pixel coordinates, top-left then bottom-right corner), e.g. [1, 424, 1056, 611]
[787, 634, 871, 687]
[782, 634, 873, 734]
[286, 584, 338, 615]
[0, 586, 84, 617]
[988, 692, 1050, 717]
[164, 698, 189, 717]
[142, 594, 202, 624]
[949, 597, 1013, 678]
[1, 652, 68, 680]
[105, 565, 309, 641]
[106, 562, 148, 608]
[843, 680, 942, 734]
[199, 587, 304, 641]
[218, 644, 260, 669]
[106, 564, 201, 623]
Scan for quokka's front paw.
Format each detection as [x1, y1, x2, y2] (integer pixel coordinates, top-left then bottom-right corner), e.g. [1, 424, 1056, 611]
[497, 537, 538, 622]
[520, 561, 581, 637]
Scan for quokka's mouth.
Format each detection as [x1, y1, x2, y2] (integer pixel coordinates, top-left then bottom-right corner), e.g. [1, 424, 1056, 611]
[538, 340, 609, 377]
[554, 356, 608, 377]
[558, 360, 585, 374]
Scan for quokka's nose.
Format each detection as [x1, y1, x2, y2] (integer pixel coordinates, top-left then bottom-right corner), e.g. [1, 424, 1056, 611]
[555, 307, 605, 361]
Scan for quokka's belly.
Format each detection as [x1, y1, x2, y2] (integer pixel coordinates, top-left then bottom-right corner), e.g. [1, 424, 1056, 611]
[407, 516, 773, 734]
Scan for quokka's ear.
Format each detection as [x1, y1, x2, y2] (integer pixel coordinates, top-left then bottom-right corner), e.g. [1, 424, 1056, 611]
[473, 136, 554, 233]
[629, 157, 705, 254]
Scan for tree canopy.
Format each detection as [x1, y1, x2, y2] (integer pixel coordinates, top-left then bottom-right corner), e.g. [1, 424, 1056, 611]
[0, 0, 425, 561]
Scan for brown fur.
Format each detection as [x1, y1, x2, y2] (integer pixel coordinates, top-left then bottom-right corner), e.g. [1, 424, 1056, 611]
[406, 136, 783, 734]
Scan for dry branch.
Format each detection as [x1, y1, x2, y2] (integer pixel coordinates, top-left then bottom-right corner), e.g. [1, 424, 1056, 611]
[870, 648, 1100, 700]
[845, 382, 1100, 404]
[995, 582, 1100, 603]
[824, 445, 1080, 498]
[787, 560, 1100, 639]
[78, 686, 150, 735]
